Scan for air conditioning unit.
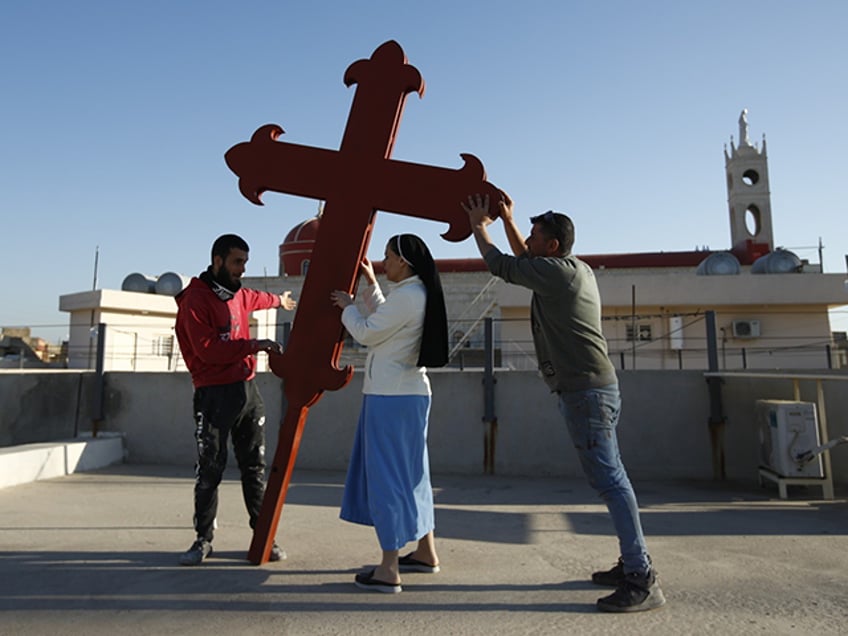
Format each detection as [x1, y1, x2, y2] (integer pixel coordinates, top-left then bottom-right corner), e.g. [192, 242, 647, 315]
[755, 400, 823, 478]
[732, 319, 760, 338]
[668, 315, 684, 350]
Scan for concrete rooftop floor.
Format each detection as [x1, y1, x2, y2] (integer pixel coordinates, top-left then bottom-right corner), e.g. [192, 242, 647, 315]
[1, 465, 846, 635]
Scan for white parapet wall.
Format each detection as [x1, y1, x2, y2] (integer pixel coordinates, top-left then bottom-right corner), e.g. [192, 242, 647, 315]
[2, 370, 847, 486]
[0, 432, 125, 489]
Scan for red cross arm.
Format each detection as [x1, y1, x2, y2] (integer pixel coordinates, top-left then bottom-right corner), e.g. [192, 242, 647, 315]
[371, 153, 502, 241]
[224, 125, 340, 205]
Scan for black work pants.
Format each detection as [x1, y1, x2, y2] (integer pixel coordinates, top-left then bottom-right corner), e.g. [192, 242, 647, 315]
[192, 379, 267, 542]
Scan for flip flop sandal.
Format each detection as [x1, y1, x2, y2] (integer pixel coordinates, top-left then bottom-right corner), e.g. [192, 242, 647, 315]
[398, 553, 441, 573]
[354, 568, 402, 594]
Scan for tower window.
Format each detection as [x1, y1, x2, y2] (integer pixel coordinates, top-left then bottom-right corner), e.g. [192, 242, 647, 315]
[742, 169, 760, 186]
[745, 204, 761, 236]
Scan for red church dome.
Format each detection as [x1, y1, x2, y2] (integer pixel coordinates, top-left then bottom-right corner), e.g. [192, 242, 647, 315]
[279, 213, 321, 276]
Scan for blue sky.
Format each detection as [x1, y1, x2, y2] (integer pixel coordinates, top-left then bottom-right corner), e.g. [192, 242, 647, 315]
[2, 1, 847, 342]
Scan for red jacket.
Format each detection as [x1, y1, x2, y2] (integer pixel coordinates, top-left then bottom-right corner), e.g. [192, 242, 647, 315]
[175, 276, 281, 388]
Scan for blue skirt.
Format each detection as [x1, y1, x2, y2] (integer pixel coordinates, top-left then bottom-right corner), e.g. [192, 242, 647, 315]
[340, 394, 435, 550]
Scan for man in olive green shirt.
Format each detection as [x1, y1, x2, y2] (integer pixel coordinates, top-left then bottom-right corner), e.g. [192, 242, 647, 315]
[462, 191, 665, 613]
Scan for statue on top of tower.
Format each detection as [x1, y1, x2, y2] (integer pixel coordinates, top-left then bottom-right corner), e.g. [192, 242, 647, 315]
[738, 108, 751, 146]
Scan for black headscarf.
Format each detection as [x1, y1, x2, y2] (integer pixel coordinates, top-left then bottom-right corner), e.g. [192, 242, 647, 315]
[391, 234, 449, 368]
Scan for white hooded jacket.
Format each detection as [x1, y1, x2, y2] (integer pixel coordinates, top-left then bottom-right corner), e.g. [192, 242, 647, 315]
[341, 276, 430, 396]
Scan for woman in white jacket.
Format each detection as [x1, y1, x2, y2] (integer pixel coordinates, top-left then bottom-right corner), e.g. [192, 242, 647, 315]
[331, 234, 448, 594]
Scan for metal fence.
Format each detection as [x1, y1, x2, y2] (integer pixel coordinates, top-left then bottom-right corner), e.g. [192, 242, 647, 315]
[443, 313, 845, 372]
[3, 310, 847, 372]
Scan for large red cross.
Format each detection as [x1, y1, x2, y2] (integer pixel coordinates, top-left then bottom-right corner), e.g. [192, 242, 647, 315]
[225, 40, 500, 564]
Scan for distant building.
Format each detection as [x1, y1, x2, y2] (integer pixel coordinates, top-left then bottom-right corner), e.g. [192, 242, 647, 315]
[0, 327, 65, 368]
[0, 328, 42, 368]
[58, 274, 282, 371]
[59, 288, 183, 371]
[59, 112, 848, 371]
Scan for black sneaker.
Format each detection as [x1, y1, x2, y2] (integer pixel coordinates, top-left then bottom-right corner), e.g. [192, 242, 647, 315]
[269, 543, 287, 562]
[591, 559, 624, 587]
[179, 539, 212, 566]
[596, 570, 666, 613]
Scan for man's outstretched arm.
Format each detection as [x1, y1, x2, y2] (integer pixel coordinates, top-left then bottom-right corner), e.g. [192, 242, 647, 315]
[497, 191, 527, 257]
[462, 193, 499, 258]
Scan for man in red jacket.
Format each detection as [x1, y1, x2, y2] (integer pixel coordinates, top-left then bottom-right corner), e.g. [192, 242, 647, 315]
[175, 233, 297, 566]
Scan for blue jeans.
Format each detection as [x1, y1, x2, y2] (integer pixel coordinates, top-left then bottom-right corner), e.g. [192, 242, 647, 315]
[558, 384, 650, 575]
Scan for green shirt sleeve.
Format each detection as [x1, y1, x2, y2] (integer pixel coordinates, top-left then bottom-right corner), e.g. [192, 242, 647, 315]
[483, 247, 575, 295]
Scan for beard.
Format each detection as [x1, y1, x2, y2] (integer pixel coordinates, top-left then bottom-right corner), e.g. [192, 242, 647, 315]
[213, 265, 242, 293]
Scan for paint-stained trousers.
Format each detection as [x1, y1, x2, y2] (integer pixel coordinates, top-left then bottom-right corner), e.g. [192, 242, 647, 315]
[192, 379, 267, 542]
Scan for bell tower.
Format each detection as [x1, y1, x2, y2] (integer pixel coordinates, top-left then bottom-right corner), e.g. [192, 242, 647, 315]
[724, 109, 774, 254]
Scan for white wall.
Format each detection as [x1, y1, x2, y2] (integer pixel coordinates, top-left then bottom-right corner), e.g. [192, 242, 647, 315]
[10, 369, 833, 487]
